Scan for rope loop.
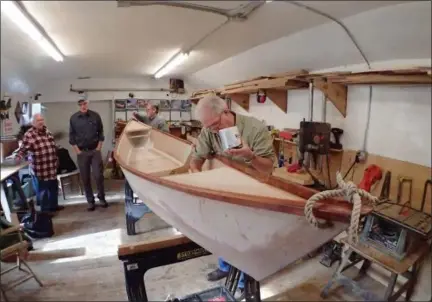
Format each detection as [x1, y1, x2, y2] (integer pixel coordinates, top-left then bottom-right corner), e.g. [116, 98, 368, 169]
[304, 171, 378, 245]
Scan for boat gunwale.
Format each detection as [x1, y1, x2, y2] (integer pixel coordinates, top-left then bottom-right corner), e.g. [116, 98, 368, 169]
[114, 121, 372, 222]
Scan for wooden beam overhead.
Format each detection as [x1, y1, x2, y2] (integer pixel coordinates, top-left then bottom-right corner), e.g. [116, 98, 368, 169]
[314, 79, 347, 117]
[266, 89, 288, 113]
[229, 93, 250, 111]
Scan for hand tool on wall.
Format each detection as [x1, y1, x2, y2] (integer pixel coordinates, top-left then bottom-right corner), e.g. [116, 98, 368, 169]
[379, 171, 392, 201]
[420, 179, 432, 214]
[330, 128, 344, 150]
[397, 176, 413, 215]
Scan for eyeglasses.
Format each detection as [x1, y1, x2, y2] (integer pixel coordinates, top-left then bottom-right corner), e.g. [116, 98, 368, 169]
[205, 114, 222, 131]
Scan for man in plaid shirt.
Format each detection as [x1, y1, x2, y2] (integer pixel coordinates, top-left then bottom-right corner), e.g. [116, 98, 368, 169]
[16, 113, 62, 213]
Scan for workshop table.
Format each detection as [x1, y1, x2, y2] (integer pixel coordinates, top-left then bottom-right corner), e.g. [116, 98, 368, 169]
[321, 237, 430, 301]
[118, 234, 262, 302]
[0, 161, 30, 224]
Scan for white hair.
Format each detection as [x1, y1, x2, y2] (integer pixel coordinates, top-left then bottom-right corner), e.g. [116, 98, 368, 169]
[31, 113, 43, 123]
[194, 95, 227, 121]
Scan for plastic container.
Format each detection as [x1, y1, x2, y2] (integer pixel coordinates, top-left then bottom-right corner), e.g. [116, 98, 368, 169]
[179, 286, 236, 302]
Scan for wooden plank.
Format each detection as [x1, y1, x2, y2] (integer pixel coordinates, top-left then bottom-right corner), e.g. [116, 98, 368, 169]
[331, 75, 432, 85]
[266, 89, 288, 113]
[118, 234, 190, 256]
[268, 69, 309, 78]
[313, 79, 347, 117]
[230, 93, 250, 111]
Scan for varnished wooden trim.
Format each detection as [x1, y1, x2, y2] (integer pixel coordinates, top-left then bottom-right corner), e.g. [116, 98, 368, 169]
[114, 121, 372, 222]
[118, 234, 190, 256]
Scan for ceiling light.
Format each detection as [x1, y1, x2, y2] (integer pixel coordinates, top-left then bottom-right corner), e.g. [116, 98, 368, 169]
[154, 52, 189, 79]
[266, 0, 273, 3]
[1, 1, 64, 62]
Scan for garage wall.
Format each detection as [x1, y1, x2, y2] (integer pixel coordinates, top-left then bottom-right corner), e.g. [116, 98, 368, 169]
[0, 91, 31, 137]
[187, 0, 432, 168]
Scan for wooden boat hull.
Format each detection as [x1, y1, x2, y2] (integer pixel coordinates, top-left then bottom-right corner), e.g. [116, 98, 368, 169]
[122, 168, 346, 281]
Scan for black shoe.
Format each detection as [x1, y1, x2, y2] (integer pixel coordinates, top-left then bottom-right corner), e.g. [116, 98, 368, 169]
[55, 206, 65, 211]
[206, 269, 229, 282]
[99, 199, 108, 208]
[87, 203, 95, 211]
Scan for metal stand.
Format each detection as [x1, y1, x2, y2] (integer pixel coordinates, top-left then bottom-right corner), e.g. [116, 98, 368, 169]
[225, 266, 262, 302]
[119, 237, 211, 302]
[124, 180, 152, 235]
[321, 238, 428, 302]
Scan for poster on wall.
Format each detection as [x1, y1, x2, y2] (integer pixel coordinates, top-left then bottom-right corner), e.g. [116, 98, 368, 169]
[2, 119, 13, 136]
[114, 99, 126, 111]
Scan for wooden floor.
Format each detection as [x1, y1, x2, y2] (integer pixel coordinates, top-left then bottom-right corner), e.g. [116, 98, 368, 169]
[1, 180, 396, 301]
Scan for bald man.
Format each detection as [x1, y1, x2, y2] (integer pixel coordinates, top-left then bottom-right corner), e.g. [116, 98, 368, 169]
[16, 113, 62, 213]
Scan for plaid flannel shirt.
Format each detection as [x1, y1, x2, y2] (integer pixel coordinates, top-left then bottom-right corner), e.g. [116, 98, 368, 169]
[18, 126, 58, 181]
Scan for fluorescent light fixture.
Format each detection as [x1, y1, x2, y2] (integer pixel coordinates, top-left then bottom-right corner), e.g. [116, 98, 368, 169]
[266, 0, 273, 2]
[154, 52, 189, 79]
[1, 1, 64, 62]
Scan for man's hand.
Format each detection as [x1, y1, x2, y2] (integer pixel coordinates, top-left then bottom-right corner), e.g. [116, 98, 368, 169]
[131, 112, 138, 121]
[225, 139, 254, 160]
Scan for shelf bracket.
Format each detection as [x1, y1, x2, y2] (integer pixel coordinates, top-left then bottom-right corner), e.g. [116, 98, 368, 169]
[229, 93, 250, 111]
[314, 79, 347, 117]
[266, 89, 288, 113]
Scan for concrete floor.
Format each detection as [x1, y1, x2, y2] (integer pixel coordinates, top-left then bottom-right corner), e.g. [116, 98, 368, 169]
[1, 179, 400, 301]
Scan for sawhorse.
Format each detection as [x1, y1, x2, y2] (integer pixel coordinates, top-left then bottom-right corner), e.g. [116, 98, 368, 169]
[321, 237, 430, 301]
[118, 234, 262, 302]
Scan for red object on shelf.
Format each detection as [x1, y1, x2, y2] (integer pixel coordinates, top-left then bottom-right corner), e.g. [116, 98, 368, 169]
[279, 131, 293, 140]
[287, 162, 301, 173]
[358, 164, 383, 192]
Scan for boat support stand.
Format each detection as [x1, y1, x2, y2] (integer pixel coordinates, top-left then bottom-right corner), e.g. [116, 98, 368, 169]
[118, 234, 262, 302]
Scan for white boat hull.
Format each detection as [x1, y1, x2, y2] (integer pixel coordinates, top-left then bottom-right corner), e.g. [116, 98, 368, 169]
[123, 169, 347, 281]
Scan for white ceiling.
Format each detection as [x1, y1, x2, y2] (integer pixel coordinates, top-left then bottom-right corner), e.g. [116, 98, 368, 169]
[1, 0, 408, 91]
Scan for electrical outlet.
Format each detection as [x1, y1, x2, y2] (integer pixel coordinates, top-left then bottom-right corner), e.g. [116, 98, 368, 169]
[357, 150, 368, 163]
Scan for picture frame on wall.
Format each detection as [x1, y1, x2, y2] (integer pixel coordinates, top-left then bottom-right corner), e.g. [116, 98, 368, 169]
[115, 99, 126, 111]
[180, 100, 192, 111]
[159, 100, 171, 111]
[126, 97, 138, 109]
[171, 99, 182, 111]
[137, 99, 148, 109]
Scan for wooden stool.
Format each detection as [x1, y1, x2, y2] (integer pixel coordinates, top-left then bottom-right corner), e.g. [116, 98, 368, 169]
[57, 170, 83, 200]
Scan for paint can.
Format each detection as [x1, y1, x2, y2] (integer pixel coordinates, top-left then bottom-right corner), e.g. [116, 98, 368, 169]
[219, 126, 242, 151]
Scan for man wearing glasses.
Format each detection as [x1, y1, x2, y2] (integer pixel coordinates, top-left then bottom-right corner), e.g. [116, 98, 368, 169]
[190, 95, 275, 298]
[69, 98, 107, 211]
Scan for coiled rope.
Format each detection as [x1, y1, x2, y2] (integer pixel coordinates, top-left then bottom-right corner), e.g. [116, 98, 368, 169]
[304, 172, 379, 244]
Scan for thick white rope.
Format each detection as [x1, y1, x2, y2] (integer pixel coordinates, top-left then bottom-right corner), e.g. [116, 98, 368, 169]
[304, 172, 379, 244]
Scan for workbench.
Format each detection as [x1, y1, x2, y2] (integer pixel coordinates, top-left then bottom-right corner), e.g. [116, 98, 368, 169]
[118, 234, 262, 302]
[321, 237, 430, 301]
[0, 161, 30, 224]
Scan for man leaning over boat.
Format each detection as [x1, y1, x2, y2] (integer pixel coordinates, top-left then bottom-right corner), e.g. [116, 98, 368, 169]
[190, 95, 275, 298]
[132, 103, 169, 132]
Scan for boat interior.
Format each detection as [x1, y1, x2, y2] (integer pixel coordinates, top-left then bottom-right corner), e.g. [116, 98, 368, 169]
[115, 121, 307, 201]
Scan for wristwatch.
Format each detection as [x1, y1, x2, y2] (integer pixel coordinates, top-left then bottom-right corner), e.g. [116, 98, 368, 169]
[244, 153, 255, 165]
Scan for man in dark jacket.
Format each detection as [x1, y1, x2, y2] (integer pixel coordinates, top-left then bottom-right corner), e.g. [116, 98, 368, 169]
[69, 98, 107, 211]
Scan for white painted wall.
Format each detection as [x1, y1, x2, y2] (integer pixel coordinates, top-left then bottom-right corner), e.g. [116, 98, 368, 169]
[187, 0, 431, 167]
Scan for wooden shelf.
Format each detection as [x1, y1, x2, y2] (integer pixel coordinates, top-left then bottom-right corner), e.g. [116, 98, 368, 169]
[190, 67, 431, 118]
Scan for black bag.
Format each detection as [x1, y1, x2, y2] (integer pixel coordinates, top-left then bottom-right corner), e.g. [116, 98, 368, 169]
[21, 211, 54, 239]
[57, 147, 77, 174]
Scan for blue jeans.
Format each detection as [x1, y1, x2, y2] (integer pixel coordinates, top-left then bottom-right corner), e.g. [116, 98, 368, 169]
[31, 176, 59, 212]
[218, 257, 244, 289]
